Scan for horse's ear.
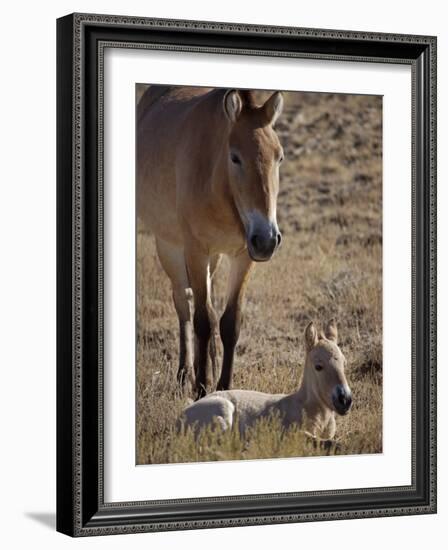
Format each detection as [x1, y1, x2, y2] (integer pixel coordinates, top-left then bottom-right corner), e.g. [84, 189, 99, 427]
[223, 90, 243, 123]
[305, 322, 318, 351]
[263, 91, 284, 125]
[325, 319, 338, 343]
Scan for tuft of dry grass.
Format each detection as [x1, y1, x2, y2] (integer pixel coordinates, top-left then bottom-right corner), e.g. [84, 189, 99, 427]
[136, 89, 383, 464]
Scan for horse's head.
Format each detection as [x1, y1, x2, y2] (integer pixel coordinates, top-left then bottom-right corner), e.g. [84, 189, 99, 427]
[223, 90, 284, 262]
[303, 320, 352, 416]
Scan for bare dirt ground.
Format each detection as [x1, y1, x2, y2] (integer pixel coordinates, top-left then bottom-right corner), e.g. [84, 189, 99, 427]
[136, 87, 383, 464]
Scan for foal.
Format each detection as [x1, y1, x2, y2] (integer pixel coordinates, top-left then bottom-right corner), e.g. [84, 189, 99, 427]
[179, 320, 352, 439]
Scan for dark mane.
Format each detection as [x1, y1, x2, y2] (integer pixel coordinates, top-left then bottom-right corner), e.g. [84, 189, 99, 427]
[238, 89, 257, 108]
[137, 85, 174, 124]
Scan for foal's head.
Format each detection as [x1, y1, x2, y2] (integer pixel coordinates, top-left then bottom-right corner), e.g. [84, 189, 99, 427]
[303, 320, 352, 415]
[223, 89, 284, 262]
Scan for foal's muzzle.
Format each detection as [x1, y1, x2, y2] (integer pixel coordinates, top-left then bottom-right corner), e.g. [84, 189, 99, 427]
[332, 385, 353, 415]
[247, 227, 282, 262]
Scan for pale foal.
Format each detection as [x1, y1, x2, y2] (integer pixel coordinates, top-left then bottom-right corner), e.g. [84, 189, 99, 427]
[180, 320, 352, 438]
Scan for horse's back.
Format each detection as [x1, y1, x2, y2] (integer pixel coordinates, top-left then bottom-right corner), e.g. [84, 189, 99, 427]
[138, 85, 213, 124]
[137, 85, 172, 124]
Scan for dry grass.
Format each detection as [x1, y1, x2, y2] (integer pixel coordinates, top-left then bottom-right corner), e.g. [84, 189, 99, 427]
[136, 88, 383, 465]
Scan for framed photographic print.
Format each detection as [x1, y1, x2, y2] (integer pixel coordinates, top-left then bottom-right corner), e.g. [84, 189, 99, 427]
[56, 13, 437, 537]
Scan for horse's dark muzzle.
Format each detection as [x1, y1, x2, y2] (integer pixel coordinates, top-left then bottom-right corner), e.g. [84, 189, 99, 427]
[332, 385, 353, 416]
[247, 231, 282, 262]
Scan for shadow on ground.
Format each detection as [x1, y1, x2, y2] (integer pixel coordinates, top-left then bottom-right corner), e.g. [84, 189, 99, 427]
[25, 512, 56, 530]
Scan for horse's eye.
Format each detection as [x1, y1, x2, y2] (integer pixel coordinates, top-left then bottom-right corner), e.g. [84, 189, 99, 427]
[230, 153, 241, 165]
[315, 364, 323, 372]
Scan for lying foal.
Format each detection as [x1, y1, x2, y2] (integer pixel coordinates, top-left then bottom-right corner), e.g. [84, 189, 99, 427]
[179, 320, 352, 439]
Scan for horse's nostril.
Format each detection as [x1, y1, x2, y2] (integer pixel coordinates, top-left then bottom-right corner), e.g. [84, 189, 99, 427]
[276, 232, 282, 247]
[338, 392, 352, 408]
[333, 387, 352, 414]
[251, 235, 260, 250]
[249, 231, 278, 259]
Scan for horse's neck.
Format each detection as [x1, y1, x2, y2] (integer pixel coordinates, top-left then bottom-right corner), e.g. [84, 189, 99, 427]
[201, 98, 239, 224]
[267, 386, 333, 433]
[297, 377, 333, 427]
[208, 102, 231, 194]
[275, 390, 305, 425]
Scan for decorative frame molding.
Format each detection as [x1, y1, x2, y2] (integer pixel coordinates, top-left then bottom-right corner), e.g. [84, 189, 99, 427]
[57, 13, 437, 537]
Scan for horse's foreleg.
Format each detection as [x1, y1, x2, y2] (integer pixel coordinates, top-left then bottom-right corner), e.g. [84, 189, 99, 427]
[155, 238, 194, 391]
[209, 254, 222, 387]
[184, 242, 214, 399]
[217, 252, 253, 391]
[173, 287, 194, 390]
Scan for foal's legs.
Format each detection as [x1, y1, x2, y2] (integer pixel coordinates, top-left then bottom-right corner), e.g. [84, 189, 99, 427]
[155, 238, 194, 390]
[217, 252, 253, 391]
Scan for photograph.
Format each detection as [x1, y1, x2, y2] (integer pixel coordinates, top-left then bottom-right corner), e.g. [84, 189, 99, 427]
[136, 84, 383, 465]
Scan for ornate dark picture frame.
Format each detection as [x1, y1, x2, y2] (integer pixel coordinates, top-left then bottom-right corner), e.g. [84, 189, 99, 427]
[56, 13, 437, 537]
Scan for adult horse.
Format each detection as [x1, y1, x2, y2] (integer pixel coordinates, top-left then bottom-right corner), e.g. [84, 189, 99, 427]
[137, 86, 284, 397]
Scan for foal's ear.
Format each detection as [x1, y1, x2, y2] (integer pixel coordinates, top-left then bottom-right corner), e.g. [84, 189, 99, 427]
[263, 91, 284, 125]
[223, 90, 243, 123]
[325, 318, 338, 343]
[305, 322, 318, 351]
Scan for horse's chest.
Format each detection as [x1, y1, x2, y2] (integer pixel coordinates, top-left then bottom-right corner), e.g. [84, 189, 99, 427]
[208, 226, 246, 256]
[189, 212, 246, 256]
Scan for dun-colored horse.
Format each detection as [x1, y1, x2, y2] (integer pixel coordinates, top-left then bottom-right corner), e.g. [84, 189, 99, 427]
[137, 86, 284, 397]
[179, 320, 353, 438]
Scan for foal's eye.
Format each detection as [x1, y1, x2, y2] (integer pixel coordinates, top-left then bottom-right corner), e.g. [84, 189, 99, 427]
[315, 364, 323, 372]
[230, 152, 242, 165]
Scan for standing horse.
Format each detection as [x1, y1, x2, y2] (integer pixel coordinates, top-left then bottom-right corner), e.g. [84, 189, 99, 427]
[137, 86, 284, 397]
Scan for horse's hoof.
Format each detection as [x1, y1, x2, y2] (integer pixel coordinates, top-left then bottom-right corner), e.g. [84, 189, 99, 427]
[176, 368, 195, 396]
[333, 441, 343, 454]
[321, 439, 342, 454]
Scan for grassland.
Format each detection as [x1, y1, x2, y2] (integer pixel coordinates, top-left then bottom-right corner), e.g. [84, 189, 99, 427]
[136, 88, 383, 465]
